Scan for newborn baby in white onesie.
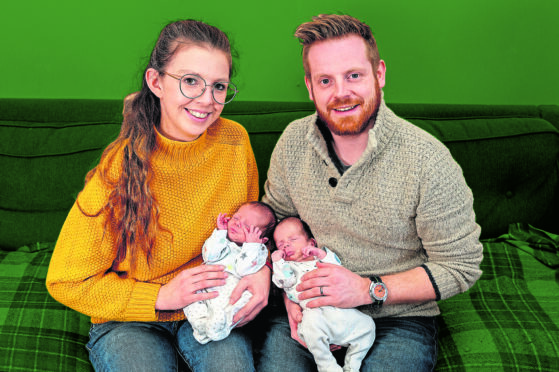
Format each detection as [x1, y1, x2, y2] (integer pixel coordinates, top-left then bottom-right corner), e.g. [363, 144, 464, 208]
[184, 201, 275, 344]
[272, 217, 375, 372]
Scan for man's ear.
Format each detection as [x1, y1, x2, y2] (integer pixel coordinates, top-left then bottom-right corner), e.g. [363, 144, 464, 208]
[376, 60, 387, 89]
[262, 237, 269, 244]
[311, 238, 317, 247]
[304, 75, 314, 102]
[145, 68, 164, 98]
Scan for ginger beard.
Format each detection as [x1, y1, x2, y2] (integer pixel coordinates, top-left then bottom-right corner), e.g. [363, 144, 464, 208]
[315, 78, 382, 136]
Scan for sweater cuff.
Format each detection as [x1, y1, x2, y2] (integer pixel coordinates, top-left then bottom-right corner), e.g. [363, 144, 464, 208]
[265, 260, 273, 271]
[421, 264, 441, 301]
[126, 282, 161, 321]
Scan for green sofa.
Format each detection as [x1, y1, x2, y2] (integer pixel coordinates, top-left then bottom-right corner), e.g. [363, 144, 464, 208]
[1, 99, 558, 371]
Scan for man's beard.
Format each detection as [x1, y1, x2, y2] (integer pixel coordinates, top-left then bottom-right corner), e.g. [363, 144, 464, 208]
[315, 80, 382, 136]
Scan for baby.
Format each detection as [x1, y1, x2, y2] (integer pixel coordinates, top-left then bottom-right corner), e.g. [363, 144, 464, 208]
[272, 217, 375, 372]
[184, 201, 276, 344]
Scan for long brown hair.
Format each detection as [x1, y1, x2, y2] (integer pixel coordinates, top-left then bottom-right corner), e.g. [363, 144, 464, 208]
[78, 20, 233, 271]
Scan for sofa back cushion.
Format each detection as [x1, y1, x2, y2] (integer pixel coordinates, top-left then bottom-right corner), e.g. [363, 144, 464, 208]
[1, 99, 557, 249]
[0, 100, 122, 249]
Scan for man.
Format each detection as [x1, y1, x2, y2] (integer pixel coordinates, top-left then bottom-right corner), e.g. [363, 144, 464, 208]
[258, 14, 483, 371]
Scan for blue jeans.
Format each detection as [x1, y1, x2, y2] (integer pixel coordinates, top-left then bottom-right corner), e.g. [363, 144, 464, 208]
[86, 320, 255, 372]
[257, 308, 438, 372]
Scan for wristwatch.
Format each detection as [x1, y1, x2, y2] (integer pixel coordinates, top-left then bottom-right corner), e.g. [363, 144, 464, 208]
[368, 275, 388, 310]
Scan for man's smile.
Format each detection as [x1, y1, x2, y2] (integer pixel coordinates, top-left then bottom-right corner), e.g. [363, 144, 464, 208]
[333, 104, 359, 113]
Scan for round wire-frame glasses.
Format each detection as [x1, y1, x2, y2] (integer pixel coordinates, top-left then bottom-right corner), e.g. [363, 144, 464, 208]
[163, 72, 238, 105]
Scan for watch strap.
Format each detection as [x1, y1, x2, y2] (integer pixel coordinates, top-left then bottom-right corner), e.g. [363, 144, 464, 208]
[369, 275, 387, 310]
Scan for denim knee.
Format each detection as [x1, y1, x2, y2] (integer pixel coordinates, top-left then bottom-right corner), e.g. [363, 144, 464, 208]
[361, 316, 438, 372]
[86, 321, 180, 372]
[176, 320, 255, 372]
[256, 310, 318, 372]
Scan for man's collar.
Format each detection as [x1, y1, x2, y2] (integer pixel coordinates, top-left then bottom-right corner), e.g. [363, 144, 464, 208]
[315, 116, 348, 175]
[311, 98, 388, 174]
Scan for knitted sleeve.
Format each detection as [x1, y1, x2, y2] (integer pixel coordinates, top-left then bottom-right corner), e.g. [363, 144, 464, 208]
[262, 132, 298, 219]
[416, 148, 483, 301]
[246, 132, 259, 202]
[46, 169, 160, 322]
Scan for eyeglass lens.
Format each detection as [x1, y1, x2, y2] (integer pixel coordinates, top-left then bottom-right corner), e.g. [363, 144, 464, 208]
[180, 74, 237, 104]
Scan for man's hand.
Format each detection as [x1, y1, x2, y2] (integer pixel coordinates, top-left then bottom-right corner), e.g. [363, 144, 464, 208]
[296, 261, 371, 308]
[230, 266, 271, 327]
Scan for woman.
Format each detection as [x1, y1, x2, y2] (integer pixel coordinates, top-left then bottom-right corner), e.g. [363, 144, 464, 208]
[46, 19, 269, 371]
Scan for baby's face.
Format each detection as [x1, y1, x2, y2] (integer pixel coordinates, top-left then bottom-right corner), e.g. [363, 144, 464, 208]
[227, 204, 266, 244]
[273, 220, 314, 262]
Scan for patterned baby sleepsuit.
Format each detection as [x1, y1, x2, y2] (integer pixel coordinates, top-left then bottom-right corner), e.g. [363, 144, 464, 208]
[184, 229, 267, 343]
[272, 248, 375, 372]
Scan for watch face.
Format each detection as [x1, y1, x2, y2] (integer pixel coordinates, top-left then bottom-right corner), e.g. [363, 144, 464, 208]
[374, 284, 386, 299]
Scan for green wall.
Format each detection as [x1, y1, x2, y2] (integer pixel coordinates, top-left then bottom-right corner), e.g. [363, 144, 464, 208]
[2, 0, 557, 104]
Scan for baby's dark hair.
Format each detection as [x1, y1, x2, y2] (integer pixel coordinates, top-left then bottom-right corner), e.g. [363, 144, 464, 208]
[245, 201, 277, 242]
[276, 216, 315, 241]
[297, 218, 315, 240]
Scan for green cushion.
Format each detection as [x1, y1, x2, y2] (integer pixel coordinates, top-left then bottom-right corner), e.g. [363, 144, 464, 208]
[0, 121, 120, 249]
[0, 243, 92, 371]
[0, 210, 69, 251]
[408, 117, 559, 239]
[436, 232, 559, 370]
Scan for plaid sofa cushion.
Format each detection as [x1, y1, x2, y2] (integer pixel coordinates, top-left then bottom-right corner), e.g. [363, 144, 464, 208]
[0, 243, 92, 372]
[436, 226, 559, 371]
[1, 230, 558, 371]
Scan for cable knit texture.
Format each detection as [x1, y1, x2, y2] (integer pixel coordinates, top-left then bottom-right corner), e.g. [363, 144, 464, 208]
[263, 100, 483, 318]
[46, 117, 259, 324]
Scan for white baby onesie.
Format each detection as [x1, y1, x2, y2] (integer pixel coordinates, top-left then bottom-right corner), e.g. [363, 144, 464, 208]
[184, 229, 268, 344]
[272, 248, 375, 372]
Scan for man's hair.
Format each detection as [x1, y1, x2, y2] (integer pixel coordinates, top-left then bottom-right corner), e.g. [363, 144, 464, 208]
[294, 14, 381, 77]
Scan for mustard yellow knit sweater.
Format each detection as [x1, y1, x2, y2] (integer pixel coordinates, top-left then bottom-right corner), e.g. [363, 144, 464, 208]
[46, 118, 259, 323]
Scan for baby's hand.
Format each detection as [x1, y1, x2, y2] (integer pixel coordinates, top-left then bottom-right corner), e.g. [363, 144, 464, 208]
[271, 250, 286, 262]
[217, 213, 230, 230]
[302, 245, 326, 259]
[244, 225, 263, 244]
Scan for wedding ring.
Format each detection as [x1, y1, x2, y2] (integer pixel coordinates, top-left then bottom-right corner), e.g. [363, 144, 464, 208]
[320, 286, 324, 296]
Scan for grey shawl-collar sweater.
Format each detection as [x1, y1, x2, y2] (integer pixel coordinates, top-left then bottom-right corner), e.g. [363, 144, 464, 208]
[263, 100, 483, 318]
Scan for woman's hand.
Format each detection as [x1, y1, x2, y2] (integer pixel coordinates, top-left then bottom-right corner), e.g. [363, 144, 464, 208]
[230, 266, 271, 327]
[155, 264, 227, 311]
